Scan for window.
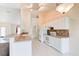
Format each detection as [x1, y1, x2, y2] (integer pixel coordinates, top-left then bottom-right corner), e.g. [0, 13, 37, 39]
[0, 27, 6, 37]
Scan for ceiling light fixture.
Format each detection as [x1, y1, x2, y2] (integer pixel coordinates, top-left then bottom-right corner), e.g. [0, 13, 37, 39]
[56, 3, 74, 14]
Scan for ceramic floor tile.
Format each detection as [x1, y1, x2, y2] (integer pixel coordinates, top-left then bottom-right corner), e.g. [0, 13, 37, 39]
[32, 39, 63, 56]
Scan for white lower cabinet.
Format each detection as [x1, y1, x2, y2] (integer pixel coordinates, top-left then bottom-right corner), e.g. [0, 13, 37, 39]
[45, 35, 69, 54]
[9, 37, 32, 56]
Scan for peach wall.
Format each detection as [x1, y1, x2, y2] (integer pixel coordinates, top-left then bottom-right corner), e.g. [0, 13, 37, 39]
[39, 11, 64, 26]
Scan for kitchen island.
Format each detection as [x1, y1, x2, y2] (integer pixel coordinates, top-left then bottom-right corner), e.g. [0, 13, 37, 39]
[9, 34, 32, 56]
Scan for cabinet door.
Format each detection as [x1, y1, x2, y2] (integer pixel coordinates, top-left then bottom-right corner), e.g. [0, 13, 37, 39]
[48, 36, 61, 51]
[10, 41, 32, 56]
[54, 38, 61, 51]
[11, 41, 27, 56]
[45, 36, 50, 45]
[46, 36, 55, 47]
[48, 36, 55, 45]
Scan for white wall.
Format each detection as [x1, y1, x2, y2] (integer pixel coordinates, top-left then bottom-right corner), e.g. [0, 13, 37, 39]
[67, 7, 79, 55]
[20, 8, 32, 34]
[0, 8, 20, 24]
[47, 16, 69, 29]
[0, 7, 21, 35]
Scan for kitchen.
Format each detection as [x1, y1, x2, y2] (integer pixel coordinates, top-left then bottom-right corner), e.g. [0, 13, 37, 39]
[0, 3, 79, 56]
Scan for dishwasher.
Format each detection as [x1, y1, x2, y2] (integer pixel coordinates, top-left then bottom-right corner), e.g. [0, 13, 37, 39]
[0, 37, 9, 56]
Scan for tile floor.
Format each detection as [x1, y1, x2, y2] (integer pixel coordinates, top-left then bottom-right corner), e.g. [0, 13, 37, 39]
[32, 39, 63, 56]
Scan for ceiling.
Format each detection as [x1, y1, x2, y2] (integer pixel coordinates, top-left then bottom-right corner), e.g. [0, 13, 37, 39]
[0, 3, 78, 12]
[0, 3, 56, 10]
[20, 3, 56, 12]
[0, 3, 22, 9]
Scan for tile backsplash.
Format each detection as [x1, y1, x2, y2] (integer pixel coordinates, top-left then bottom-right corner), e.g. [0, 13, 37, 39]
[55, 30, 69, 37]
[47, 29, 69, 37]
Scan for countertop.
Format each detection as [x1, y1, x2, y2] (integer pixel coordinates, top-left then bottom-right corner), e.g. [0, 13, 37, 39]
[15, 35, 31, 42]
[46, 35, 69, 39]
[8, 34, 31, 42]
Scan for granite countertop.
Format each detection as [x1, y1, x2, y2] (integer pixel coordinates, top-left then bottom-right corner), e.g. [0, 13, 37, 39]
[47, 35, 69, 39]
[1, 34, 31, 42]
[15, 34, 31, 42]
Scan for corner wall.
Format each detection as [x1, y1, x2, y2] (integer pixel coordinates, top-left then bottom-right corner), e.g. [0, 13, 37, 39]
[67, 7, 79, 55]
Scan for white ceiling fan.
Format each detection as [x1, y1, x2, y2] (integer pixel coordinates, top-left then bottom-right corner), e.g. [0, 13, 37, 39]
[56, 3, 74, 14]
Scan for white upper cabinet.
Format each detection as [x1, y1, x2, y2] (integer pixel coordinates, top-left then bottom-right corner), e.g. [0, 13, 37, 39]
[47, 17, 70, 29]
